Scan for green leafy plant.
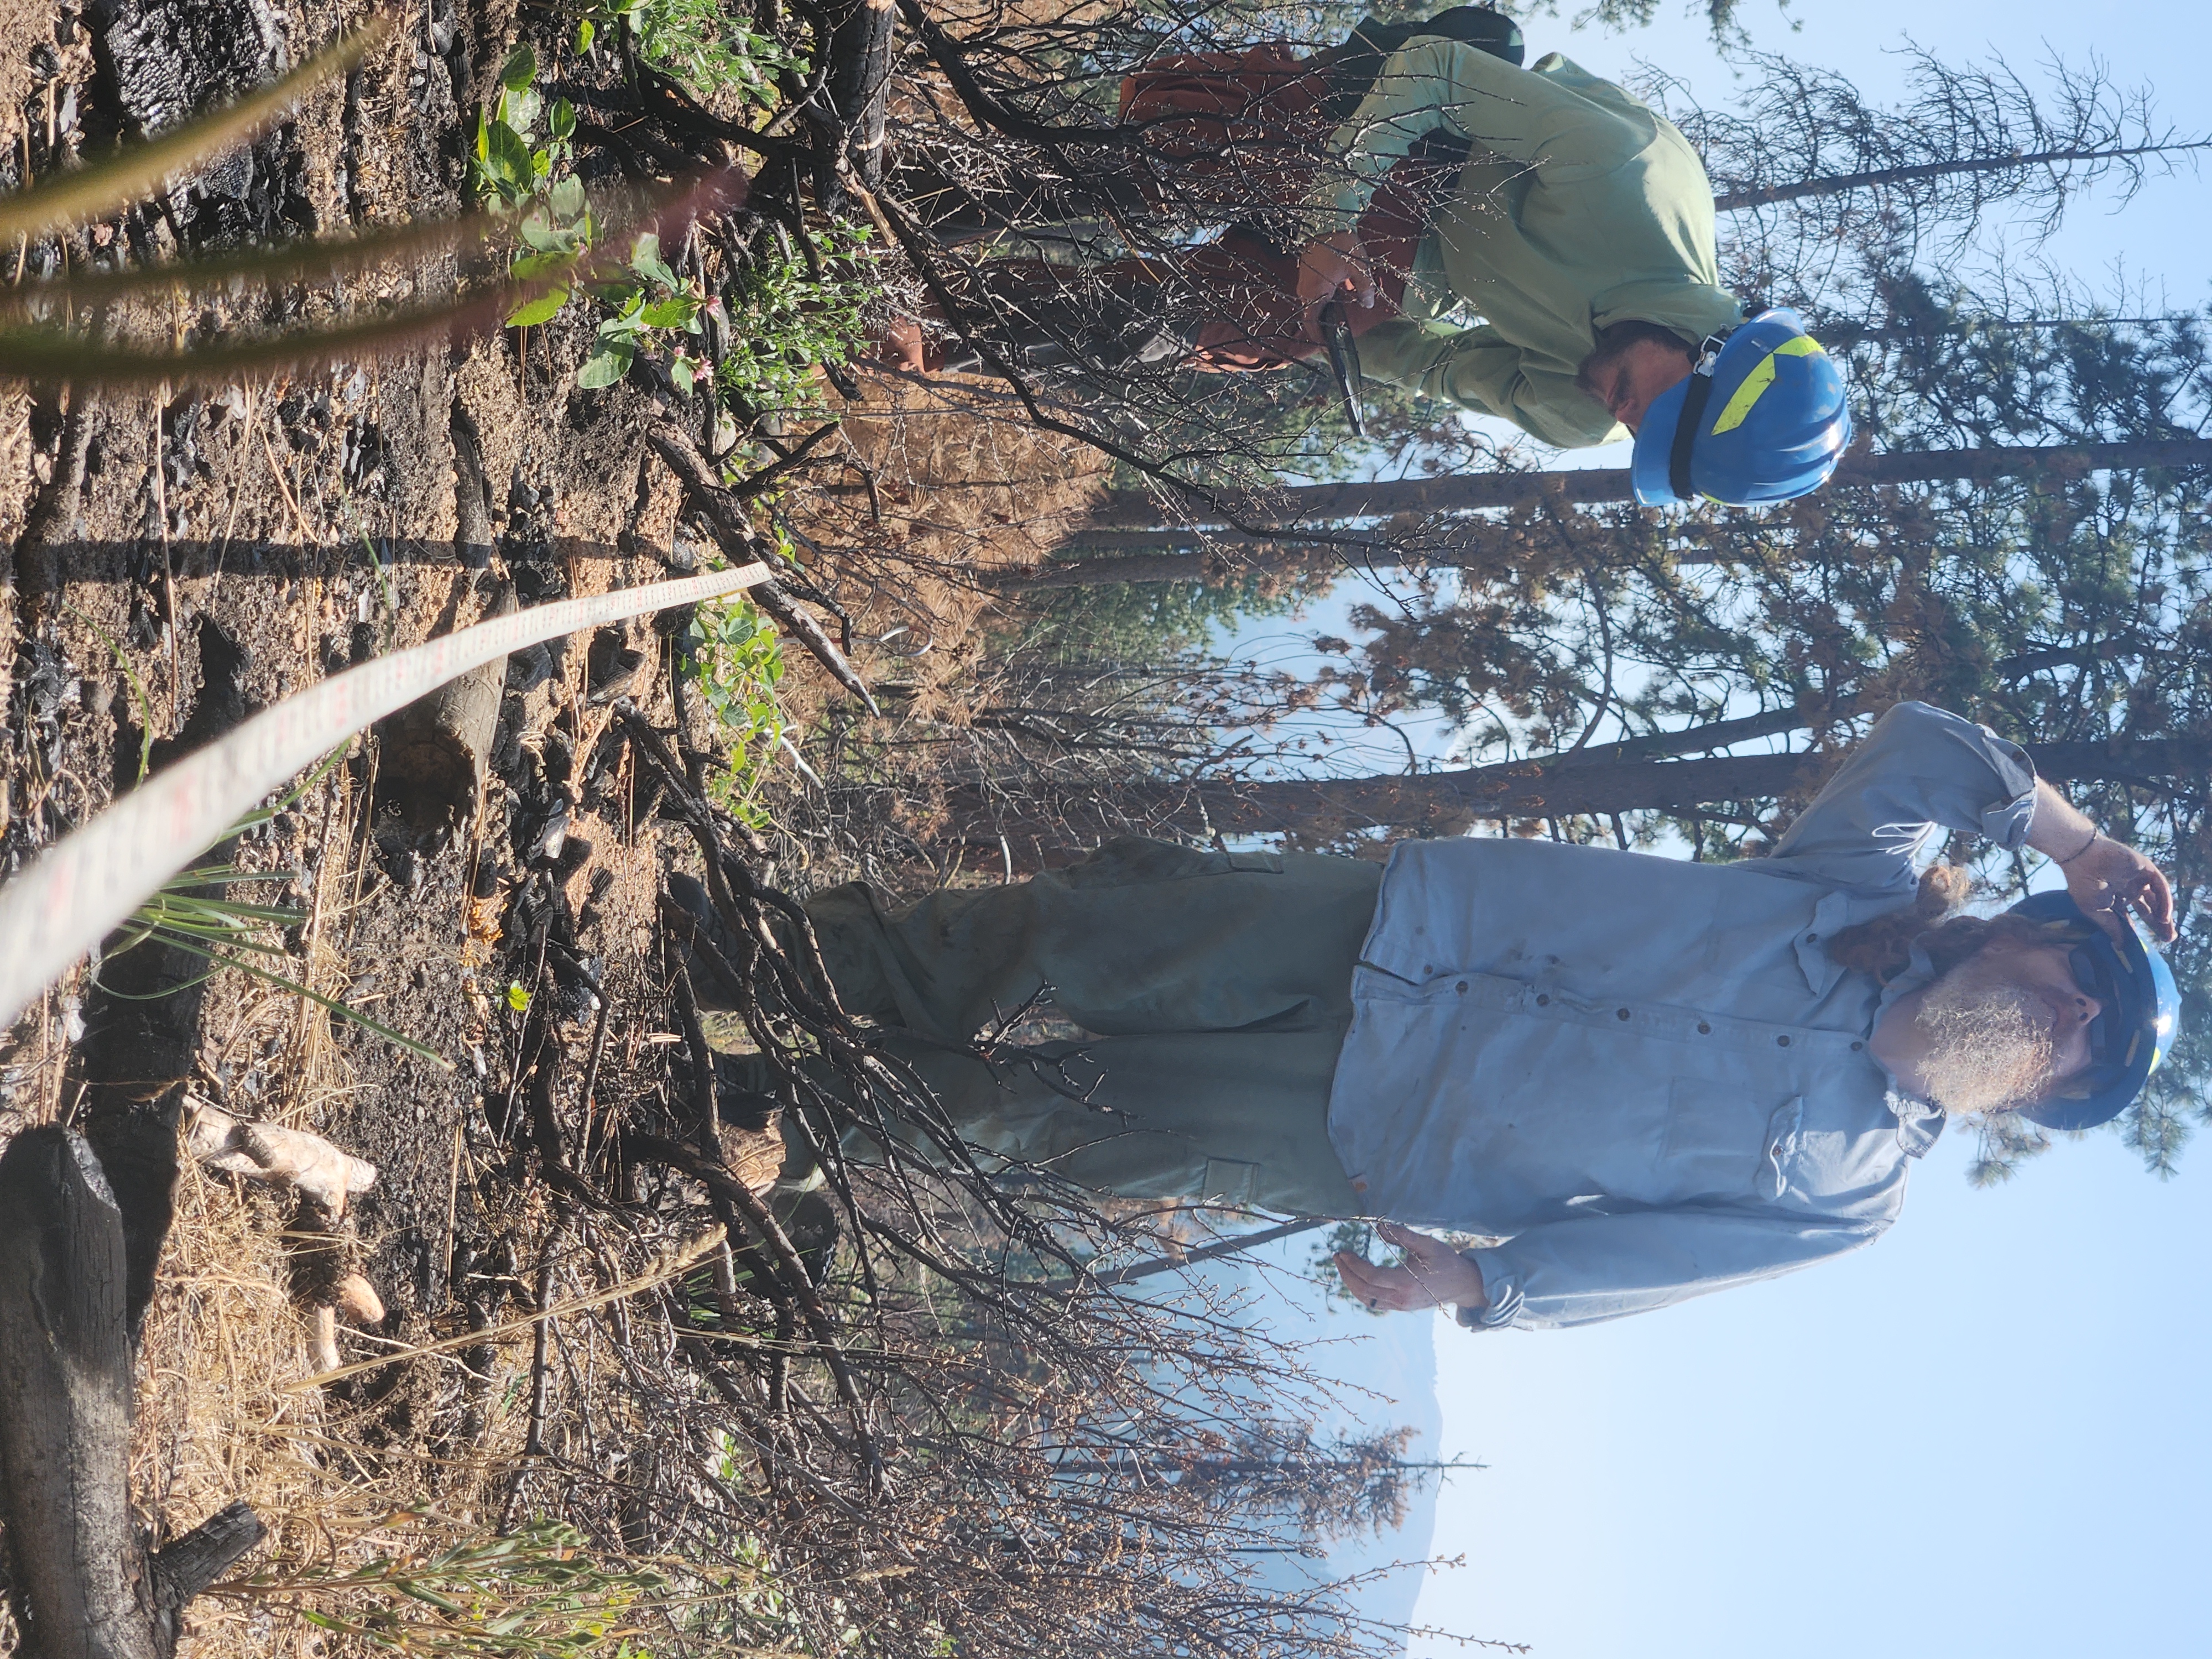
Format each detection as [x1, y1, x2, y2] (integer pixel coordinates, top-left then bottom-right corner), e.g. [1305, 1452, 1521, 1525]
[578, 231, 717, 390]
[505, 170, 594, 328]
[473, 44, 580, 213]
[579, 0, 801, 108]
[714, 222, 875, 426]
[681, 594, 789, 830]
[470, 41, 723, 392]
[466, 24, 874, 415]
[0, 18, 611, 387]
[471, 43, 597, 332]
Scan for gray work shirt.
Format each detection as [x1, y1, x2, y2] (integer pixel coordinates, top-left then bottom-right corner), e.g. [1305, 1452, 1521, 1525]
[1324, 702, 2040, 1331]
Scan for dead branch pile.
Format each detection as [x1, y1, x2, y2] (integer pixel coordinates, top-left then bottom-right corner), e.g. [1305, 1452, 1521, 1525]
[353, 705, 1432, 1659]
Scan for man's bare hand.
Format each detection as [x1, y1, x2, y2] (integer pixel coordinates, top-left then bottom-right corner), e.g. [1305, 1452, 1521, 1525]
[1334, 1220, 1486, 1314]
[2067, 834, 2178, 945]
[1297, 233, 1376, 328]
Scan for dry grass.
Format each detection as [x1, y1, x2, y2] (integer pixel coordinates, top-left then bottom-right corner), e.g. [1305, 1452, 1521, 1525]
[134, 1164, 589, 1658]
[134, 1162, 345, 1658]
[127, 832, 392, 1656]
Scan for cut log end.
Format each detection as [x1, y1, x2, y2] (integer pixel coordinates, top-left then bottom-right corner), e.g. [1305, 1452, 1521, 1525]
[334, 1273, 385, 1326]
[307, 1305, 340, 1374]
[185, 1099, 378, 1214]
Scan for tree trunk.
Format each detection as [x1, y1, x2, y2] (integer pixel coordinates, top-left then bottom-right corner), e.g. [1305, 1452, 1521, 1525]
[998, 521, 1631, 589]
[0, 1128, 265, 1659]
[993, 535, 1354, 589]
[1712, 138, 2212, 212]
[1817, 314, 2175, 348]
[953, 731, 2211, 847]
[68, 617, 258, 1338]
[1082, 437, 2212, 538]
[808, 0, 897, 207]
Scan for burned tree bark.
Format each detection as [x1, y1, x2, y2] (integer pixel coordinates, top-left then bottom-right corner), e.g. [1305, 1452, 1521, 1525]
[952, 731, 2212, 848]
[71, 619, 258, 1332]
[87, 0, 306, 247]
[811, 0, 897, 204]
[449, 397, 497, 560]
[0, 1128, 265, 1659]
[2, 618, 269, 1654]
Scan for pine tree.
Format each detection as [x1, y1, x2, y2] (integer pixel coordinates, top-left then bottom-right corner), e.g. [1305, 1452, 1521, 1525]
[1677, 46, 2211, 273]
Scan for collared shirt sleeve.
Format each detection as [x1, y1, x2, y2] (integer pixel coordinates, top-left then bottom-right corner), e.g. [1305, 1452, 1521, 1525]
[1354, 319, 1624, 446]
[1462, 1207, 1885, 1332]
[1765, 702, 2038, 898]
[1307, 38, 1562, 228]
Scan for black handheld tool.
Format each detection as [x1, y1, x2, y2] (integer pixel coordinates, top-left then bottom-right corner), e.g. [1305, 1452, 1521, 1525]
[1317, 299, 1367, 439]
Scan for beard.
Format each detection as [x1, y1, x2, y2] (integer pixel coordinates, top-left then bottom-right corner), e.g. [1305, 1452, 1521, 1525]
[1572, 344, 1616, 401]
[1914, 953, 2056, 1117]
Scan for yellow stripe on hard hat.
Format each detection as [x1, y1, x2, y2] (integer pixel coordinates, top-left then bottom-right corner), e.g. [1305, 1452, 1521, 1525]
[1708, 335, 1825, 436]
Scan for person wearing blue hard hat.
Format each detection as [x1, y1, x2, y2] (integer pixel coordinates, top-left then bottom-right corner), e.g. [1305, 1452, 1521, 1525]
[701, 706, 2178, 1333]
[1864, 879, 2181, 1136]
[1623, 307, 1855, 506]
[891, 8, 1816, 469]
[1290, 14, 1751, 448]
[1286, 19, 1858, 495]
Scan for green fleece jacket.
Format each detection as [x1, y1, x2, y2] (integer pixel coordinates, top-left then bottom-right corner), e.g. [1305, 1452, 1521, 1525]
[1313, 44, 1743, 447]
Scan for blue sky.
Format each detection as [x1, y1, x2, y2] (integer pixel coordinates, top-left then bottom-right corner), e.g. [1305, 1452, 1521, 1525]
[1225, 1, 2212, 1654]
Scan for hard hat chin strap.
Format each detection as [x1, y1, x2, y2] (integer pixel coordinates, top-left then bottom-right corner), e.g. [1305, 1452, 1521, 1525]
[1667, 370, 1714, 501]
[1665, 329, 1734, 502]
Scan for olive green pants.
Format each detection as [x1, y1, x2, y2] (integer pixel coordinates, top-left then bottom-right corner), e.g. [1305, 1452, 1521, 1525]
[805, 837, 1381, 1216]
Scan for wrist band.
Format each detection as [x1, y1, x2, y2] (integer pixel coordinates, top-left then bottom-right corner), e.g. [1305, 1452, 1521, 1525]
[2057, 825, 2100, 865]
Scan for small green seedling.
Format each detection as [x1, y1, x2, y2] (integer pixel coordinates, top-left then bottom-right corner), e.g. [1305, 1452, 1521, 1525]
[582, 0, 800, 107]
[681, 594, 789, 830]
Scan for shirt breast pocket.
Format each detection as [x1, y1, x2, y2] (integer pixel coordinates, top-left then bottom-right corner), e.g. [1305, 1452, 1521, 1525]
[1792, 892, 1852, 998]
[1661, 1078, 1806, 1202]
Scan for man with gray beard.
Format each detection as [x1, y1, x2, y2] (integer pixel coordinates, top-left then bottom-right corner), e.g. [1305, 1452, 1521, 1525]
[711, 703, 2179, 1331]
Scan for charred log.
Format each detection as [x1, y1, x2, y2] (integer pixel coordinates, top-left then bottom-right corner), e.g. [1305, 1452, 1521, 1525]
[0, 1128, 265, 1659]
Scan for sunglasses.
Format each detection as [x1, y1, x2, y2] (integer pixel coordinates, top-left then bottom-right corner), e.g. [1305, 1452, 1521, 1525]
[2062, 941, 2135, 1092]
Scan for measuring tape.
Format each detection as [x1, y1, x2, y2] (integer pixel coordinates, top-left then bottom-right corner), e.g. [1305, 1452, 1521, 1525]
[0, 562, 771, 1034]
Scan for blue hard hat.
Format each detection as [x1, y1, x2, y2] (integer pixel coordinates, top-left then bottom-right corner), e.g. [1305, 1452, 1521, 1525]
[2000, 890, 2180, 1131]
[1630, 309, 1853, 507]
